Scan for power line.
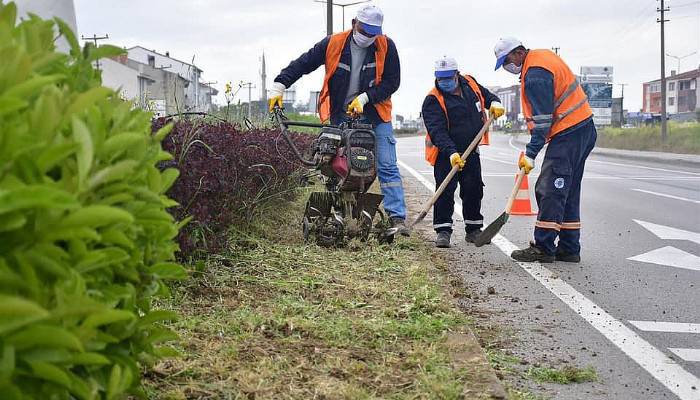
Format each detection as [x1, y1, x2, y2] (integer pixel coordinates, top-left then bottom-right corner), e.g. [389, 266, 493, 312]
[81, 33, 109, 70]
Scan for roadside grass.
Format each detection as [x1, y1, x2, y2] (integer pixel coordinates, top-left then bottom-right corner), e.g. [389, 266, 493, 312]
[143, 194, 495, 399]
[598, 121, 700, 154]
[526, 365, 598, 384]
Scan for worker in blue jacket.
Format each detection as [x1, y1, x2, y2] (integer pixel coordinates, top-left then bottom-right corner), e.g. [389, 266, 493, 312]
[269, 5, 409, 235]
[422, 56, 504, 248]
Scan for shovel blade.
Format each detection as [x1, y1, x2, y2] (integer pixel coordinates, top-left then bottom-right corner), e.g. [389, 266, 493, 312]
[474, 212, 509, 247]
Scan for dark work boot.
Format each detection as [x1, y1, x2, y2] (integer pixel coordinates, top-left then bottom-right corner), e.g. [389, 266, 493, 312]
[556, 248, 581, 263]
[391, 217, 411, 237]
[435, 231, 451, 248]
[465, 229, 489, 244]
[511, 241, 555, 263]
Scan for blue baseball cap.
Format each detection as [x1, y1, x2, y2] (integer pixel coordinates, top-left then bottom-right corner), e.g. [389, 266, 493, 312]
[359, 21, 382, 36]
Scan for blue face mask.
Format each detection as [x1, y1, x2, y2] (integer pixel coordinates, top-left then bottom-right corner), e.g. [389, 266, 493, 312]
[437, 78, 457, 92]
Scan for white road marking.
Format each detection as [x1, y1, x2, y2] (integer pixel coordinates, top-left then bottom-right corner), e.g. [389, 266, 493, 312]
[670, 349, 700, 362]
[480, 155, 516, 166]
[629, 321, 700, 334]
[627, 246, 700, 272]
[634, 220, 700, 245]
[632, 189, 700, 205]
[398, 158, 700, 400]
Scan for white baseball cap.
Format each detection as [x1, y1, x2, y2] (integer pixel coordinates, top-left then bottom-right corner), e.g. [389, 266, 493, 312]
[494, 37, 523, 70]
[434, 56, 458, 78]
[356, 5, 383, 35]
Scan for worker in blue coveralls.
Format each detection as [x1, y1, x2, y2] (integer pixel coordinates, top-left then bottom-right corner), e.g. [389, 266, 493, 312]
[494, 37, 597, 263]
[268, 5, 409, 236]
[422, 56, 504, 248]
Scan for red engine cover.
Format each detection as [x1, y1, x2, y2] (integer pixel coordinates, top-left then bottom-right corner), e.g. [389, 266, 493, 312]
[331, 149, 349, 178]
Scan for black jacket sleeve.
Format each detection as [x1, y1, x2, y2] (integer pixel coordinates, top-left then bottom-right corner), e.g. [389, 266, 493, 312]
[366, 37, 400, 104]
[274, 37, 329, 88]
[422, 95, 456, 156]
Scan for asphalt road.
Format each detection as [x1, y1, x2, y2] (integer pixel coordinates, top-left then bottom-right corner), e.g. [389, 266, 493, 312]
[396, 132, 700, 400]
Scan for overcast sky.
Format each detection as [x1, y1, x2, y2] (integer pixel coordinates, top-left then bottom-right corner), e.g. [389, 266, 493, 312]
[74, 0, 699, 118]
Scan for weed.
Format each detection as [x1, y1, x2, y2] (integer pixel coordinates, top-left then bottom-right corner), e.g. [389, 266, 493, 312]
[526, 365, 598, 384]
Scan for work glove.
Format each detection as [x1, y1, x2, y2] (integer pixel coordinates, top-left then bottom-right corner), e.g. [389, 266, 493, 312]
[268, 82, 285, 112]
[489, 101, 505, 119]
[518, 153, 535, 174]
[450, 153, 465, 171]
[347, 93, 369, 115]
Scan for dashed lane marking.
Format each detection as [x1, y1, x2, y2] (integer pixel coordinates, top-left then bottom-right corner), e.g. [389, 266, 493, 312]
[627, 246, 700, 272]
[632, 189, 700, 205]
[670, 349, 700, 363]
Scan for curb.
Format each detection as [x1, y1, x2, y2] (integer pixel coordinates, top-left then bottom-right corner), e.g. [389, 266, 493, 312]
[510, 135, 700, 168]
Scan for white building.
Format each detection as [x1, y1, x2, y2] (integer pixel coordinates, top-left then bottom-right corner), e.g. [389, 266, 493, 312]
[127, 46, 204, 112]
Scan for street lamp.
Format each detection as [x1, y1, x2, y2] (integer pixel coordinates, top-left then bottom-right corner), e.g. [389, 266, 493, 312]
[314, 0, 371, 31]
[665, 51, 697, 73]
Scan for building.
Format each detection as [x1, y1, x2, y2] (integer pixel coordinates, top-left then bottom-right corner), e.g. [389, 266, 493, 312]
[101, 54, 191, 117]
[127, 46, 205, 112]
[493, 84, 522, 130]
[643, 67, 700, 121]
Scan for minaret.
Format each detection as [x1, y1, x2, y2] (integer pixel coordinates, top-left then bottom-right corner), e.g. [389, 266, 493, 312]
[260, 51, 267, 103]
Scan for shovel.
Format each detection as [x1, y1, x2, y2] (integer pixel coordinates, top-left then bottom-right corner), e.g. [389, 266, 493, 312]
[410, 116, 494, 228]
[474, 168, 526, 247]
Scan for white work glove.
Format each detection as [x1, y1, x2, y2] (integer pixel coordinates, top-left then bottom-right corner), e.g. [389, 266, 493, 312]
[268, 81, 286, 112]
[347, 92, 369, 115]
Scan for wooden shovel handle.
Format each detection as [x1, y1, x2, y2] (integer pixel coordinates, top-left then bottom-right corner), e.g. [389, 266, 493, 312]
[505, 169, 526, 214]
[411, 116, 494, 227]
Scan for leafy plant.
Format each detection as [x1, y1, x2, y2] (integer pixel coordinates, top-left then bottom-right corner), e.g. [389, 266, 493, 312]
[0, 2, 184, 398]
[154, 117, 313, 257]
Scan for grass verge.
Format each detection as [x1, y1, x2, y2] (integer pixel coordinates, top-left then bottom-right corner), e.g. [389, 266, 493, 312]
[526, 366, 597, 385]
[598, 122, 700, 154]
[143, 194, 495, 399]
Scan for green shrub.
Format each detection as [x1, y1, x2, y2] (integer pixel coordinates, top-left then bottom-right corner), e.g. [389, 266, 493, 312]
[0, 2, 185, 398]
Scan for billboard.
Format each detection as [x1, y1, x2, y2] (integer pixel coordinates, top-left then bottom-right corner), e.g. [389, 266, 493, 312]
[580, 66, 613, 126]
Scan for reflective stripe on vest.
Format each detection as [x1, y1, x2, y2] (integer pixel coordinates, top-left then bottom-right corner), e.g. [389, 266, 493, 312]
[318, 30, 392, 123]
[424, 74, 490, 165]
[520, 49, 592, 140]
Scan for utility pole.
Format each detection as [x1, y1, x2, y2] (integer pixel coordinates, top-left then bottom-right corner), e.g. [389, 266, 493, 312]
[551, 46, 560, 55]
[617, 83, 628, 126]
[326, 0, 333, 35]
[657, 0, 670, 142]
[81, 33, 109, 70]
[260, 52, 267, 105]
[239, 82, 256, 120]
[315, 0, 370, 31]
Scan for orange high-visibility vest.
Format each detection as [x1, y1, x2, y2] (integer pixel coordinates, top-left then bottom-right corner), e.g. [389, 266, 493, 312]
[318, 30, 392, 123]
[520, 49, 592, 141]
[424, 74, 490, 166]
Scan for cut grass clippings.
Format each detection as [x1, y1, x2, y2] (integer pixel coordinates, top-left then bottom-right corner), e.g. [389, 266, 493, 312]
[143, 195, 494, 399]
[526, 365, 598, 385]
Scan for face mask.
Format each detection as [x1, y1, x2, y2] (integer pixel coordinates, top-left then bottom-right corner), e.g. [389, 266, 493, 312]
[437, 78, 457, 92]
[504, 62, 522, 75]
[353, 30, 376, 48]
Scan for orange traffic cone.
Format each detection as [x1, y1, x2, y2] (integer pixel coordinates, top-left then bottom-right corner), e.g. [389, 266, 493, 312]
[480, 130, 490, 146]
[511, 157, 537, 216]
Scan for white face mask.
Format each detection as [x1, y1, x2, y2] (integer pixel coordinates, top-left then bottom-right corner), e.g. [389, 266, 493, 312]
[353, 30, 376, 48]
[504, 62, 522, 75]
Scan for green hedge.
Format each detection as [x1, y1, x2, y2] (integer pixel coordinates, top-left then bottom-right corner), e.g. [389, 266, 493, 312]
[0, 2, 185, 398]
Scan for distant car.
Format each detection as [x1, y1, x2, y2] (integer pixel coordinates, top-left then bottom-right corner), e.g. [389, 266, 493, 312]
[622, 124, 635, 129]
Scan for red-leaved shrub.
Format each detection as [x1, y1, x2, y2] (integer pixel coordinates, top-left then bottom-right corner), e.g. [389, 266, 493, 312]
[153, 118, 313, 256]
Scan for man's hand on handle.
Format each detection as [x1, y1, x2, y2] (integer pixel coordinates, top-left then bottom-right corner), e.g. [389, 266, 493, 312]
[450, 153, 465, 171]
[347, 93, 369, 116]
[518, 153, 535, 174]
[268, 82, 286, 112]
